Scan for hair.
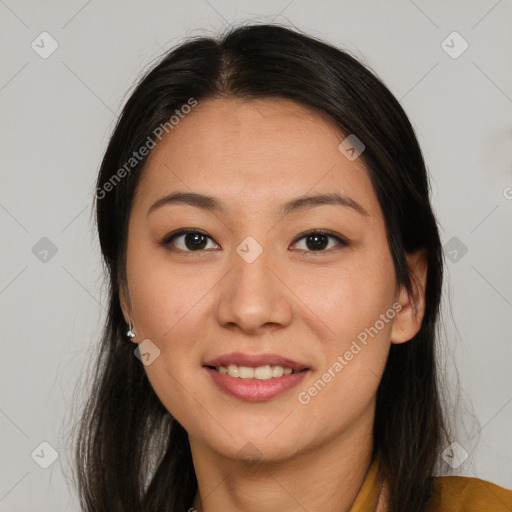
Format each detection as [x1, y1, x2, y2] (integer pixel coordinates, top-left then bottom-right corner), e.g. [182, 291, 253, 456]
[72, 22, 452, 512]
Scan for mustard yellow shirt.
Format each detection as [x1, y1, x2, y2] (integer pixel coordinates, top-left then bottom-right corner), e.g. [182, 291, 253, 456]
[349, 455, 512, 511]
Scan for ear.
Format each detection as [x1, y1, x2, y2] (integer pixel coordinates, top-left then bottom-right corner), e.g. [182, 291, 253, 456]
[119, 281, 132, 325]
[390, 248, 428, 344]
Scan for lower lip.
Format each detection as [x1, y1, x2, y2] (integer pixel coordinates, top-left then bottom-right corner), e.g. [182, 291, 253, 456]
[204, 367, 309, 401]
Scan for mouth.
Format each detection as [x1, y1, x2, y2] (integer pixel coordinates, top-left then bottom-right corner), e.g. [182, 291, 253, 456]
[202, 352, 310, 401]
[203, 352, 310, 377]
[205, 364, 308, 379]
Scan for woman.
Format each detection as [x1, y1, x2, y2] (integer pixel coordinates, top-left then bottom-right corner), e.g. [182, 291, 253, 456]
[73, 23, 512, 511]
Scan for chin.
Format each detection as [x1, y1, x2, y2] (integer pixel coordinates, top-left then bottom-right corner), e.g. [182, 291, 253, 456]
[218, 429, 306, 463]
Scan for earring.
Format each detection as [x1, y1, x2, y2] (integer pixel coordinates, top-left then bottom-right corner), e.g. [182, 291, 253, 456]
[126, 321, 136, 339]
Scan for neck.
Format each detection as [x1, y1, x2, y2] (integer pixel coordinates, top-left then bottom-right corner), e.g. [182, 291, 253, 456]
[190, 407, 376, 512]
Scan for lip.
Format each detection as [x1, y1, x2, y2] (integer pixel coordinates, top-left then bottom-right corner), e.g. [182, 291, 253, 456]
[204, 366, 309, 401]
[203, 352, 309, 371]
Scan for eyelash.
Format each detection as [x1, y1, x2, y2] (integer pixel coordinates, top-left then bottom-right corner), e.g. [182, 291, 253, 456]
[161, 228, 348, 254]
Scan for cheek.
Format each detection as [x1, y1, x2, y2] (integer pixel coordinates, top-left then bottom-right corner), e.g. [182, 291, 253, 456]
[290, 253, 396, 345]
[296, 290, 392, 429]
[126, 240, 210, 339]
[126, 254, 210, 419]
[290, 248, 395, 413]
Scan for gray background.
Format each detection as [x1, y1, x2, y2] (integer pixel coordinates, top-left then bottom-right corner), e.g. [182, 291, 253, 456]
[1, 1, 511, 510]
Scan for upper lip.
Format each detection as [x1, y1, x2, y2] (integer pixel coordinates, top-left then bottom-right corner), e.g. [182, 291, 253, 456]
[203, 352, 309, 371]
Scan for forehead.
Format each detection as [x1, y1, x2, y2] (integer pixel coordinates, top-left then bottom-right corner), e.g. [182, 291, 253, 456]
[133, 97, 379, 219]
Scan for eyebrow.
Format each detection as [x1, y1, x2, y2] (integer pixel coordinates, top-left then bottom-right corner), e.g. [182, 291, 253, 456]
[147, 191, 369, 217]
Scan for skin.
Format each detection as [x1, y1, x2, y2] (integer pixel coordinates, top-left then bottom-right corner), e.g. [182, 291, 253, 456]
[120, 97, 427, 512]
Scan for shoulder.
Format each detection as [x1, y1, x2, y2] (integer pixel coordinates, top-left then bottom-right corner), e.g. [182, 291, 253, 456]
[426, 474, 512, 512]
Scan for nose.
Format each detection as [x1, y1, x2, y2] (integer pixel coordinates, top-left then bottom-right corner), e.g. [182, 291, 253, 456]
[215, 244, 294, 335]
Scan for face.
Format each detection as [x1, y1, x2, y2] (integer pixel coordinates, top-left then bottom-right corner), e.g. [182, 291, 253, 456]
[120, 97, 424, 462]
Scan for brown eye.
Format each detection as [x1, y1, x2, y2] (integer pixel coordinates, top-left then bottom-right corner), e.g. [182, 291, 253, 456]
[291, 230, 347, 252]
[162, 229, 347, 254]
[162, 229, 219, 252]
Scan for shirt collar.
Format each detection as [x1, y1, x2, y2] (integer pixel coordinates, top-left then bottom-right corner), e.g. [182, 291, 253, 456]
[348, 454, 381, 512]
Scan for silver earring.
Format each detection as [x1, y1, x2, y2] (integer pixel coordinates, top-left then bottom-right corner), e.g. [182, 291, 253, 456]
[126, 321, 136, 339]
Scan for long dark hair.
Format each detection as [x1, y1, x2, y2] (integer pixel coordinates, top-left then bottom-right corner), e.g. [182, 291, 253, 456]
[71, 22, 452, 512]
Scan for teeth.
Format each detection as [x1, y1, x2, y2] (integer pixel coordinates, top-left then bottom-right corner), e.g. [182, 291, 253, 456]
[219, 363, 302, 380]
[238, 366, 254, 379]
[272, 365, 284, 378]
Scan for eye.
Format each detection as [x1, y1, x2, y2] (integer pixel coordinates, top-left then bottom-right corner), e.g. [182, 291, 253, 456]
[290, 230, 347, 252]
[162, 229, 220, 252]
[161, 229, 347, 254]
